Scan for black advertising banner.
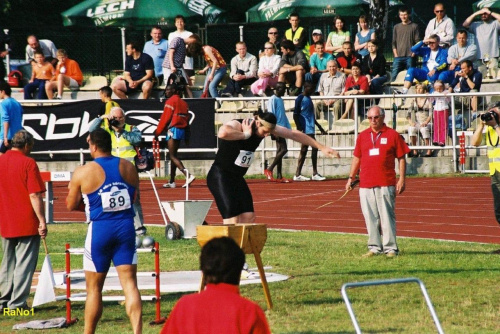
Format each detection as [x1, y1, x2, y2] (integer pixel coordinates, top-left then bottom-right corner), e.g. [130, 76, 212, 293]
[22, 98, 217, 153]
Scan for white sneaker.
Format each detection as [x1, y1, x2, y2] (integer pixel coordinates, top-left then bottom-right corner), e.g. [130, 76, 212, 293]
[312, 174, 326, 181]
[182, 175, 196, 188]
[293, 175, 310, 181]
[163, 182, 176, 188]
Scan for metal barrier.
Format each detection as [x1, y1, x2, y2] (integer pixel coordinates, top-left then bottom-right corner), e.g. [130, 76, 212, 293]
[341, 277, 444, 334]
[212, 91, 496, 173]
[22, 91, 496, 174]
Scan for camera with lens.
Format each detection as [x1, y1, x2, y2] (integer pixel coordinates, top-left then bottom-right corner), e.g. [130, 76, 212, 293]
[109, 118, 120, 127]
[480, 110, 499, 123]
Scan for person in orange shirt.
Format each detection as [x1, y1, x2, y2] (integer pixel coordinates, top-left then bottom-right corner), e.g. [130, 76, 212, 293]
[24, 51, 54, 99]
[45, 49, 83, 100]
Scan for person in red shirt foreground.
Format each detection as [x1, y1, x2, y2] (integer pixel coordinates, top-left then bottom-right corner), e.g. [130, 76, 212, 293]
[346, 106, 410, 258]
[0, 130, 47, 310]
[154, 83, 195, 189]
[161, 236, 271, 334]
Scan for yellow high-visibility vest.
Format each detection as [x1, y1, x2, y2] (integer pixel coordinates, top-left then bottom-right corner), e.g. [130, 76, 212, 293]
[285, 27, 310, 60]
[105, 124, 136, 164]
[486, 126, 500, 175]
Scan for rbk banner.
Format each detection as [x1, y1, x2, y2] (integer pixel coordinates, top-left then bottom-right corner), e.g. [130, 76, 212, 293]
[22, 99, 217, 152]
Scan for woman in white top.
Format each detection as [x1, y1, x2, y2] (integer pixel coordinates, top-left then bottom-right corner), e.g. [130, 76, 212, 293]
[250, 42, 281, 96]
[325, 16, 350, 55]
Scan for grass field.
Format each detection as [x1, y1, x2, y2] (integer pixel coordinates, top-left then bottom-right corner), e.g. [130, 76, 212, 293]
[1, 224, 499, 334]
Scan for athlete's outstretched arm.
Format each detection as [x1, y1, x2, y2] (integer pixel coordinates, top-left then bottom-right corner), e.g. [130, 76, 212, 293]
[273, 125, 340, 158]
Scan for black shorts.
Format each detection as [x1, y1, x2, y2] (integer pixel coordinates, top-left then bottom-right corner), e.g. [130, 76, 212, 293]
[125, 80, 153, 95]
[207, 164, 254, 219]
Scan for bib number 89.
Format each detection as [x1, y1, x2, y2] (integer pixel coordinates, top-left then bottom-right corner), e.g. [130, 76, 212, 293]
[101, 188, 131, 212]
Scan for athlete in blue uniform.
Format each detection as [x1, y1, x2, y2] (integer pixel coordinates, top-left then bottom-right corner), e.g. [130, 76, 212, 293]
[293, 81, 327, 181]
[207, 111, 339, 224]
[66, 128, 142, 334]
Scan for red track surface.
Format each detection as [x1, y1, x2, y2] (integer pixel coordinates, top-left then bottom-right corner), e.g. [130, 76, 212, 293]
[51, 176, 500, 244]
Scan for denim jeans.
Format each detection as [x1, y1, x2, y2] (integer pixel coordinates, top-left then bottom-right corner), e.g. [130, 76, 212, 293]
[391, 57, 415, 81]
[438, 69, 458, 85]
[24, 79, 48, 99]
[305, 72, 323, 91]
[204, 67, 226, 98]
[370, 75, 387, 95]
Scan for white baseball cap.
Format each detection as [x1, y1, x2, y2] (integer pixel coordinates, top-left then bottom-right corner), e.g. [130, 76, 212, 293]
[312, 29, 323, 35]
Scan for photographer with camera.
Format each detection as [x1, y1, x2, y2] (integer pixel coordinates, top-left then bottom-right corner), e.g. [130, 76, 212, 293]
[89, 107, 147, 236]
[472, 102, 500, 239]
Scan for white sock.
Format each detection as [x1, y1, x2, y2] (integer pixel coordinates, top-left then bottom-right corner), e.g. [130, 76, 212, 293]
[402, 88, 408, 94]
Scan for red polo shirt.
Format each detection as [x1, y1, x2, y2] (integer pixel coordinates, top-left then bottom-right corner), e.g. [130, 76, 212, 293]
[354, 124, 410, 188]
[0, 150, 46, 238]
[161, 283, 270, 334]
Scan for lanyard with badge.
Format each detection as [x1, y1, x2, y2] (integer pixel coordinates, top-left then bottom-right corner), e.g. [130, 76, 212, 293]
[369, 131, 387, 156]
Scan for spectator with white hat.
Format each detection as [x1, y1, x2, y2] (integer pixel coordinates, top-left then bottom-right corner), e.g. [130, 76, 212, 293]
[309, 29, 325, 56]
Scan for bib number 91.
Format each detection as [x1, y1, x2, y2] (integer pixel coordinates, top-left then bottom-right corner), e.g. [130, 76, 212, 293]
[235, 150, 254, 168]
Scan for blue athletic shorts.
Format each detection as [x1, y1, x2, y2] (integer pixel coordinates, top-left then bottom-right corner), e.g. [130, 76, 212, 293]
[84, 218, 137, 273]
[166, 127, 186, 141]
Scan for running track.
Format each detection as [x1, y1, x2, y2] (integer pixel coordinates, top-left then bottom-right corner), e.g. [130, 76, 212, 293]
[52, 176, 500, 244]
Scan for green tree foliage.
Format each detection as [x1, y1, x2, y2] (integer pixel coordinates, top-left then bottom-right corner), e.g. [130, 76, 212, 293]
[0, 0, 81, 28]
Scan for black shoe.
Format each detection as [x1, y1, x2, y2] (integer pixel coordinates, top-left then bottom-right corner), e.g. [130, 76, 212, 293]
[289, 86, 301, 96]
[221, 93, 232, 98]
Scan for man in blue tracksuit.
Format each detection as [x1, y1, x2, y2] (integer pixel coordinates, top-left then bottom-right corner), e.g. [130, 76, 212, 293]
[400, 34, 448, 93]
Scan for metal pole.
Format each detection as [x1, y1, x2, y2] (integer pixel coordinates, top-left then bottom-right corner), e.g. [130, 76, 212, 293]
[121, 27, 126, 69]
[239, 25, 244, 42]
[451, 99, 457, 172]
[45, 181, 53, 224]
[184, 169, 190, 200]
[341, 277, 445, 334]
[80, 148, 85, 165]
[3, 29, 10, 74]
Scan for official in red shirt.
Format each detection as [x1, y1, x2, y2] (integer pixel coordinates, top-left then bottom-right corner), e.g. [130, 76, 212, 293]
[346, 106, 409, 258]
[0, 130, 47, 310]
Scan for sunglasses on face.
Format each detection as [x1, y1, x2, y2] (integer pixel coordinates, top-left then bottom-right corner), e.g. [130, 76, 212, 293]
[268, 32, 278, 35]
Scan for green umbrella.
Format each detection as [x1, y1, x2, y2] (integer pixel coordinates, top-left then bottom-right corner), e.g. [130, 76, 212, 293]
[62, 0, 226, 28]
[472, 0, 500, 10]
[246, 0, 369, 23]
